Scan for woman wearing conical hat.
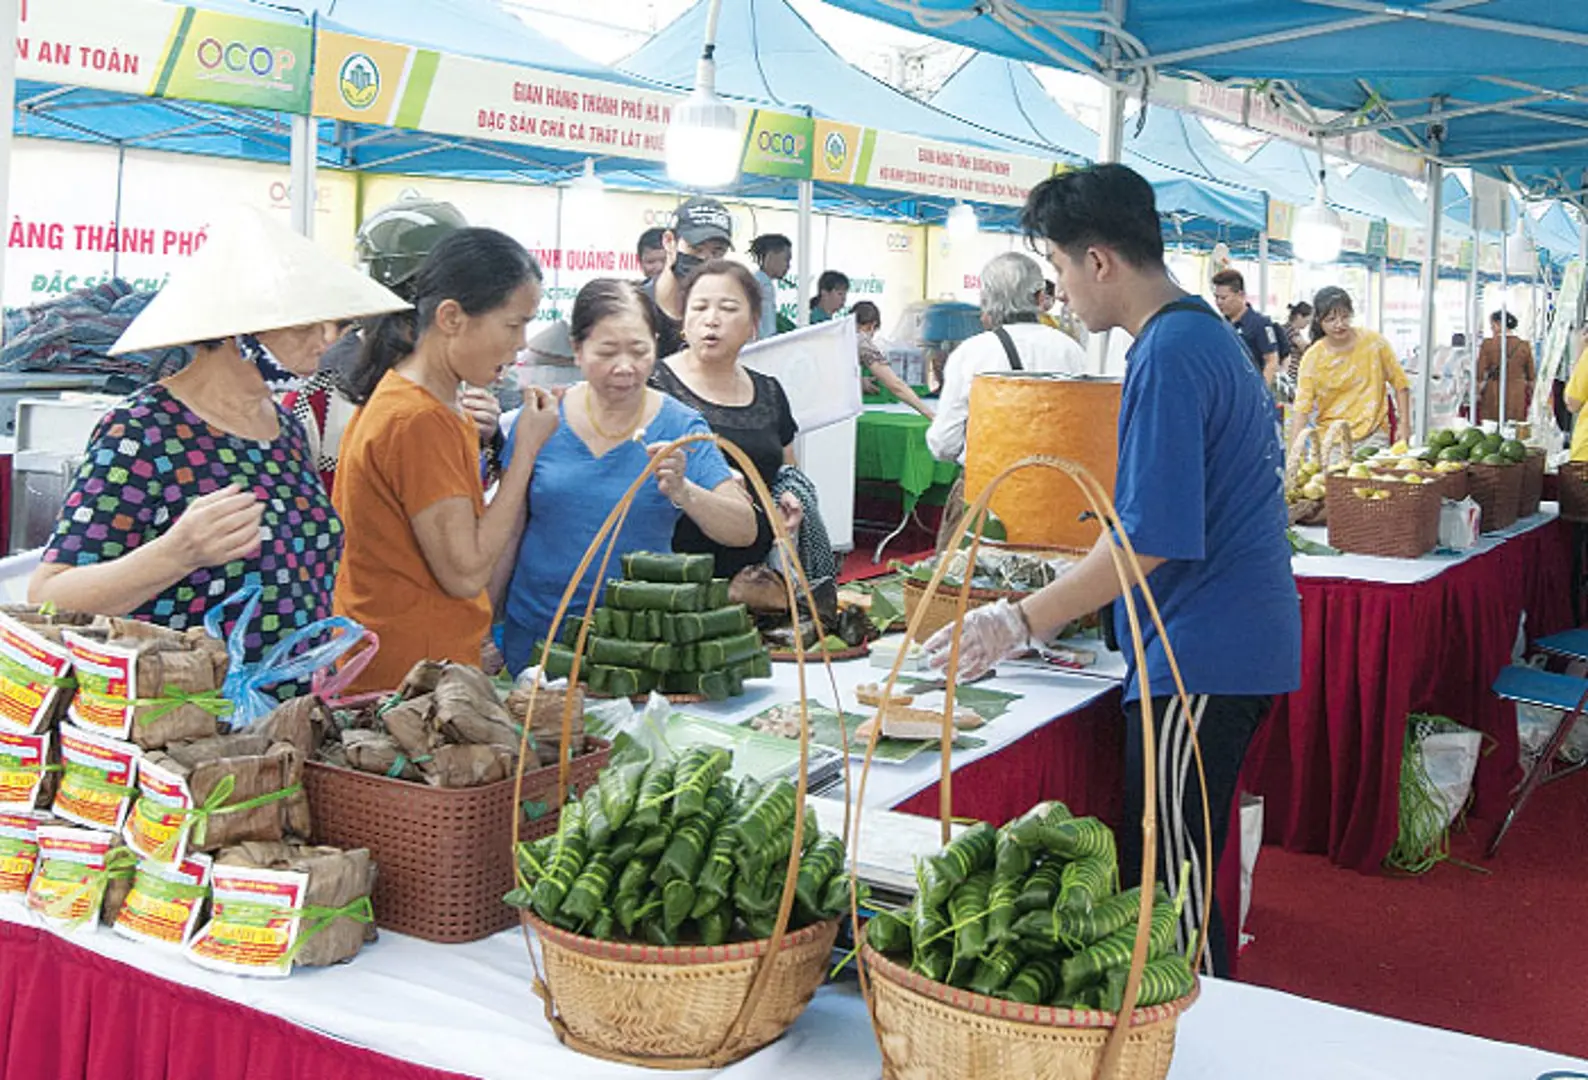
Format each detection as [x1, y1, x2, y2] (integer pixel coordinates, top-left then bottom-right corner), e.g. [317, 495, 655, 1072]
[27, 209, 407, 664]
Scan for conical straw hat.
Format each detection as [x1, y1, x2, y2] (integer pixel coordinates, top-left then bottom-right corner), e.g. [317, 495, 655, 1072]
[111, 207, 410, 356]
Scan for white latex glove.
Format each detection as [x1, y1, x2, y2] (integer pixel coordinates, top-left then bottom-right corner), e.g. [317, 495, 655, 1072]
[923, 598, 1030, 682]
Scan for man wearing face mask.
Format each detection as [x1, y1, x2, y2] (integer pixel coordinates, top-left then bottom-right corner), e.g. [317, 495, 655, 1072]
[640, 196, 734, 360]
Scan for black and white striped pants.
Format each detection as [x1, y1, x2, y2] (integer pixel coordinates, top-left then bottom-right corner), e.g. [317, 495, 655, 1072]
[1118, 693, 1271, 979]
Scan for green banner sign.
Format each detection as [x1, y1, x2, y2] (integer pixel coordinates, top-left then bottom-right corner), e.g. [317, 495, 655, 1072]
[740, 110, 816, 180]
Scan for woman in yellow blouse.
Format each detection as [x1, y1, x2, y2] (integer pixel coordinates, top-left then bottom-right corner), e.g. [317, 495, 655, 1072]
[1290, 286, 1410, 450]
[1564, 340, 1588, 461]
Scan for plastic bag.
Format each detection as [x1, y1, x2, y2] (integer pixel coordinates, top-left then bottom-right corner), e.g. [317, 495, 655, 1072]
[1419, 730, 1482, 829]
[1438, 497, 1481, 551]
[203, 584, 369, 731]
[1238, 793, 1264, 949]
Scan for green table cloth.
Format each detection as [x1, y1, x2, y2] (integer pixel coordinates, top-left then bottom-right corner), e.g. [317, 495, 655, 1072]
[855, 409, 960, 513]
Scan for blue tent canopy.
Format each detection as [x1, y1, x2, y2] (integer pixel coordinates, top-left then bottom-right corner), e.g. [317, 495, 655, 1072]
[620, 0, 1054, 156]
[927, 54, 1265, 235]
[1125, 105, 1311, 207]
[1534, 202, 1583, 265]
[811, 0, 1588, 199]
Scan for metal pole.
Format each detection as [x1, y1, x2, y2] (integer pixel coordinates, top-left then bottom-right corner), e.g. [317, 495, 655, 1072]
[1416, 157, 1444, 440]
[1258, 229, 1270, 314]
[0, 0, 18, 310]
[289, 115, 317, 238]
[796, 178, 813, 329]
[112, 144, 126, 281]
[1498, 220, 1509, 432]
[1468, 234, 1481, 421]
[1089, 0, 1128, 375]
[1376, 255, 1387, 334]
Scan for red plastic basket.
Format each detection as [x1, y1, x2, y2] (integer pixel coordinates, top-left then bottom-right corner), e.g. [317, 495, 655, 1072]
[304, 738, 609, 943]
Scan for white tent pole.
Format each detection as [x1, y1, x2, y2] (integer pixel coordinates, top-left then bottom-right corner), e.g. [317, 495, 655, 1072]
[0, 0, 17, 311]
[1376, 254, 1387, 333]
[1498, 214, 1509, 431]
[1468, 232, 1481, 420]
[1089, 0, 1127, 375]
[1258, 229, 1270, 313]
[796, 178, 812, 329]
[1416, 157, 1444, 440]
[289, 115, 316, 238]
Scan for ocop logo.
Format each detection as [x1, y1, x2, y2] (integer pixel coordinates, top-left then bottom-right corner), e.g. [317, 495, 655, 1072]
[885, 232, 912, 253]
[756, 129, 807, 160]
[194, 37, 297, 83]
[822, 130, 850, 174]
[338, 52, 381, 111]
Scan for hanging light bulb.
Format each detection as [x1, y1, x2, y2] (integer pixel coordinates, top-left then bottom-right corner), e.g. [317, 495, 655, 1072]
[946, 201, 979, 241]
[1293, 185, 1344, 265]
[665, 4, 741, 191]
[563, 158, 606, 221]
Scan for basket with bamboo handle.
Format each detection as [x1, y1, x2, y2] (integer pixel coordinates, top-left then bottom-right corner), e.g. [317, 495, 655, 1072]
[510, 433, 854, 1070]
[849, 454, 1210, 1080]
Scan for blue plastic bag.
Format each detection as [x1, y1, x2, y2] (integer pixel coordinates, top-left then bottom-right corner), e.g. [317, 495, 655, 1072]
[203, 583, 369, 731]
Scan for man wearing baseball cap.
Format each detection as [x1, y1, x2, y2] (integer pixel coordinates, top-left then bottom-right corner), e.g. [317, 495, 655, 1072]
[641, 195, 734, 359]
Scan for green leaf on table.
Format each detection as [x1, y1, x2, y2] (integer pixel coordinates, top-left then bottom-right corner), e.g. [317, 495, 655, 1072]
[1287, 528, 1340, 557]
[957, 507, 1008, 546]
[899, 680, 1022, 722]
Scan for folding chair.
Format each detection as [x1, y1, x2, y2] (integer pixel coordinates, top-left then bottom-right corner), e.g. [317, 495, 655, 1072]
[1536, 629, 1588, 664]
[1488, 664, 1588, 856]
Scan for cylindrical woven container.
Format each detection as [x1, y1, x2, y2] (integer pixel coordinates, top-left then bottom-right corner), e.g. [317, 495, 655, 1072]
[1467, 461, 1523, 532]
[863, 947, 1194, 1080]
[304, 739, 609, 943]
[1517, 450, 1545, 519]
[1325, 475, 1441, 558]
[526, 912, 838, 1067]
[1561, 461, 1588, 522]
[965, 373, 1122, 549]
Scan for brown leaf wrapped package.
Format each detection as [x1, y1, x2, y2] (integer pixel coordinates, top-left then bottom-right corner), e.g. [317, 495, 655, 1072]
[216, 841, 377, 965]
[149, 736, 311, 849]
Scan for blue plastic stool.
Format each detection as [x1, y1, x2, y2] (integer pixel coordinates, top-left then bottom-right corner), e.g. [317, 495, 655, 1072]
[1488, 665, 1588, 856]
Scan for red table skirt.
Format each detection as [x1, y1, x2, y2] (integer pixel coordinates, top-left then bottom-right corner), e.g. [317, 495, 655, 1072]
[894, 689, 1126, 827]
[1242, 518, 1575, 873]
[0, 921, 465, 1080]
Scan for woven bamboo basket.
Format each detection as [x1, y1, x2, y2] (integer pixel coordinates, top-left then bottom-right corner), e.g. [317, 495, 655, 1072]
[1325, 474, 1441, 558]
[901, 576, 1022, 642]
[512, 433, 849, 1070]
[1431, 466, 1470, 502]
[850, 455, 1206, 1080]
[1467, 461, 1524, 532]
[1285, 422, 1353, 526]
[1561, 461, 1588, 522]
[1517, 450, 1545, 519]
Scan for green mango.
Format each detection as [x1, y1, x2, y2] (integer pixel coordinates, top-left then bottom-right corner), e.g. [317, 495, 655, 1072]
[1480, 453, 1509, 466]
[1499, 439, 1528, 464]
[1438, 445, 1468, 463]
[1459, 428, 1486, 450]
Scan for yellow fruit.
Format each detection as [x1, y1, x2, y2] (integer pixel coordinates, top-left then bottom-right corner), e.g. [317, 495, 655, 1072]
[1398, 458, 1424, 471]
[1390, 440, 1410, 456]
[1302, 481, 1326, 501]
[1347, 463, 1372, 479]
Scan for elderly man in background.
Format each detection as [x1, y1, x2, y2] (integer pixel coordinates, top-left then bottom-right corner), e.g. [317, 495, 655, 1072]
[927, 251, 1087, 548]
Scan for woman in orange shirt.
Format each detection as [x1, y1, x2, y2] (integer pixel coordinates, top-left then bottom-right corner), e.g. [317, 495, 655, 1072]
[332, 228, 558, 692]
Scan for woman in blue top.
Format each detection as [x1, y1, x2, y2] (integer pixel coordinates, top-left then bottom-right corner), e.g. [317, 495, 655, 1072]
[496, 279, 758, 673]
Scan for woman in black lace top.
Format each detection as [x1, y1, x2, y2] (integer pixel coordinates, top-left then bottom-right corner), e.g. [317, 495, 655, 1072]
[649, 260, 799, 580]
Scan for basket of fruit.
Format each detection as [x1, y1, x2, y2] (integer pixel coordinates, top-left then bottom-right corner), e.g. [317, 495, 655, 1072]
[1325, 471, 1441, 558]
[1562, 461, 1588, 522]
[1427, 428, 1527, 532]
[509, 434, 849, 1069]
[851, 455, 1204, 1080]
[1286, 422, 1354, 526]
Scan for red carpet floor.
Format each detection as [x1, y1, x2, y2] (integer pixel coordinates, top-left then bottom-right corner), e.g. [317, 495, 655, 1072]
[1238, 769, 1588, 1058]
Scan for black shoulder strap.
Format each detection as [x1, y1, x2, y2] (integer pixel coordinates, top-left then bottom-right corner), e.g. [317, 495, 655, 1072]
[993, 327, 1025, 371]
[1137, 296, 1224, 339]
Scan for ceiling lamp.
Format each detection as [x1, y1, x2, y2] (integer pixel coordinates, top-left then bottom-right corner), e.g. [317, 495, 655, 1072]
[665, 0, 740, 190]
[563, 158, 606, 219]
[946, 201, 979, 241]
[1293, 174, 1344, 265]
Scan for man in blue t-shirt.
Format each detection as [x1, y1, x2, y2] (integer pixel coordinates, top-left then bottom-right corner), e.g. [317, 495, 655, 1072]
[923, 163, 1300, 979]
[1213, 268, 1281, 385]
